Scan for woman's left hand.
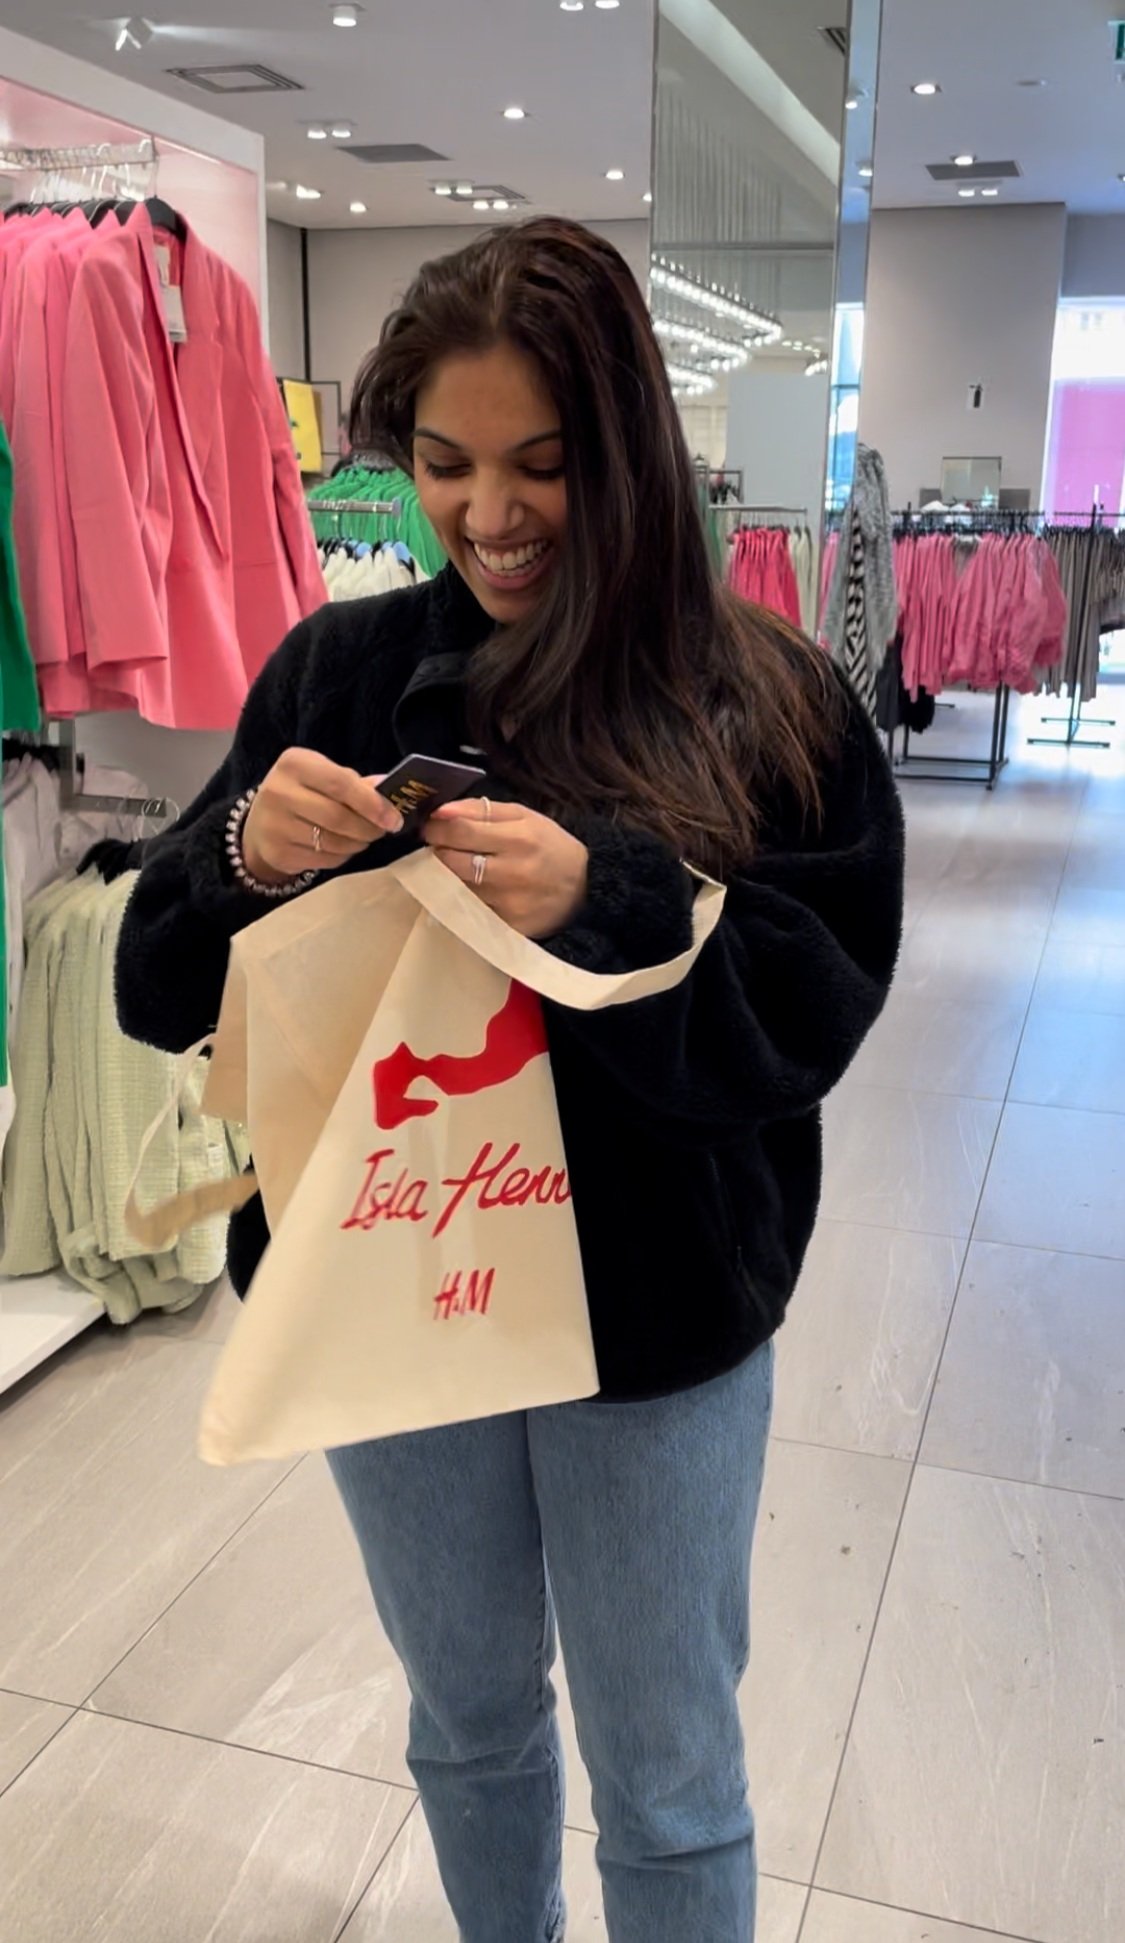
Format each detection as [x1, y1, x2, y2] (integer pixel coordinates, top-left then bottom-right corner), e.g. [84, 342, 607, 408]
[423, 800, 588, 939]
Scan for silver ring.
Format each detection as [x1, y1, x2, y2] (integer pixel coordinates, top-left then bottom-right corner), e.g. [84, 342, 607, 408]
[472, 853, 488, 888]
[311, 824, 323, 854]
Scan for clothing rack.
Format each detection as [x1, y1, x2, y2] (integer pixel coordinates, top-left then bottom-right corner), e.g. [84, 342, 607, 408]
[309, 496, 403, 517]
[54, 722, 172, 821]
[1029, 504, 1118, 752]
[885, 504, 1016, 789]
[0, 139, 157, 207]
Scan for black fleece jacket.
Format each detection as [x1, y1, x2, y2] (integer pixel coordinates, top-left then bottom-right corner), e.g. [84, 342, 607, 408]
[115, 568, 904, 1400]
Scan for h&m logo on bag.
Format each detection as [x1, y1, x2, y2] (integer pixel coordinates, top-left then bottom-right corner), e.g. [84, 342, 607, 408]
[341, 981, 572, 1321]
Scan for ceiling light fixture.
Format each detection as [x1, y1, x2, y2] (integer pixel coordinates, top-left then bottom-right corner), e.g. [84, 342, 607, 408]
[650, 261, 781, 342]
[642, 191, 652, 203]
[307, 127, 328, 140]
[981, 187, 1000, 198]
[473, 199, 490, 210]
[1016, 78, 1047, 88]
[492, 199, 510, 210]
[653, 317, 749, 364]
[294, 185, 322, 200]
[664, 361, 717, 394]
[911, 80, 941, 97]
[595, 0, 621, 8]
[858, 162, 874, 179]
[331, 124, 353, 140]
[560, 1, 584, 10]
[456, 182, 473, 196]
[433, 184, 453, 196]
[114, 17, 153, 52]
[605, 168, 625, 181]
[958, 187, 977, 199]
[332, 4, 359, 26]
[953, 153, 976, 168]
[349, 201, 367, 214]
[805, 356, 829, 377]
[503, 106, 526, 120]
[845, 96, 860, 112]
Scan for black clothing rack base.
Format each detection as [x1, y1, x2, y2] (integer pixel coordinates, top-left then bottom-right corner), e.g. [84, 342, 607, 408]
[888, 683, 1011, 791]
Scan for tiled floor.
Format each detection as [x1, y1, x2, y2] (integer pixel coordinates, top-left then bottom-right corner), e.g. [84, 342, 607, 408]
[1, 689, 1123, 1941]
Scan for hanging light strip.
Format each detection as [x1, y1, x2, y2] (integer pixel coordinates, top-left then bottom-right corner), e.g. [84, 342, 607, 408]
[805, 355, 829, 376]
[664, 361, 717, 394]
[653, 318, 750, 366]
[650, 260, 782, 343]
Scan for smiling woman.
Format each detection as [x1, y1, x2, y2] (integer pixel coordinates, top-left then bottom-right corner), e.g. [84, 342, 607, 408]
[411, 343, 567, 617]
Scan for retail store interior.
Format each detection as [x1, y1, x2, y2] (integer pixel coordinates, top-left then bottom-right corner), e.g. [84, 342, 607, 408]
[0, 0, 1122, 1939]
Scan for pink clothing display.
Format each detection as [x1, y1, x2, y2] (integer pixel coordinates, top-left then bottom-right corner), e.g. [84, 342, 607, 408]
[894, 532, 1069, 698]
[728, 526, 802, 627]
[0, 204, 325, 729]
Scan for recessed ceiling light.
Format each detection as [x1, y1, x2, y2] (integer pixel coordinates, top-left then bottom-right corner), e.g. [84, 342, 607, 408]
[981, 187, 1000, 198]
[492, 199, 510, 210]
[605, 167, 625, 181]
[332, 3, 359, 24]
[953, 153, 976, 168]
[349, 200, 366, 214]
[642, 191, 653, 203]
[560, 1, 584, 9]
[473, 199, 490, 210]
[595, 0, 621, 8]
[958, 187, 977, 199]
[845, 96, 860, 112]
[456, 182, 473, 196]
[858, 162, 874, 179]
[331, 124, 353, 140]
[294, 185, 322, 200]
[434, 184, 453, 196]
[307, 127, 328, 140]
[114, 17, 152, 52]
[503, 106, 527, 120]
[911, 81, 941, 97]
[1017, 78, 1047, 88]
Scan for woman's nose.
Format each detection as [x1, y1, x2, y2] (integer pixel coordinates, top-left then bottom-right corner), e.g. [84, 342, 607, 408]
[466, 476, 524, 541]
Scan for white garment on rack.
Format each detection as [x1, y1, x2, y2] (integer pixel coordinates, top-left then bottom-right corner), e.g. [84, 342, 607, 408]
[318, 545, 423, 601]
[788, 529, 817, 634]
[1, 757, 149, 1169]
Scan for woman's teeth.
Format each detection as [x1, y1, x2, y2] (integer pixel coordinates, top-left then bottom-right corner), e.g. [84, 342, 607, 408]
[471, 539, 550, 576]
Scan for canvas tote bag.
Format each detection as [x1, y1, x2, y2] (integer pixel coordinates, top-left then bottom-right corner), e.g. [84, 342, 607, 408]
[131, 848, 724, 1465]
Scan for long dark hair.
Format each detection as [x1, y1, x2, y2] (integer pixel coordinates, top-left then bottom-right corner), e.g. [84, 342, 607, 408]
[350, 217, 843, 874]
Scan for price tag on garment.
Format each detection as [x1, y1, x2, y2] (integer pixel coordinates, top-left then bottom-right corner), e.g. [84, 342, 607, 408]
[153, 242, 188, 343]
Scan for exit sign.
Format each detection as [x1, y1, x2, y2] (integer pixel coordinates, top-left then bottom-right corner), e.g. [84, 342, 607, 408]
[1113, 19, 1125, 61]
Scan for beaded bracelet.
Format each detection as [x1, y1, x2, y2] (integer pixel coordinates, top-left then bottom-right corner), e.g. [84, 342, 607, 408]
[224, 788, 319, 900]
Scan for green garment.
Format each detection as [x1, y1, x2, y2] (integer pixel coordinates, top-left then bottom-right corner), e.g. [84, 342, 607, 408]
[0, 872, 249, 1321]
[0, 419, 41, 734]
[307, 464, 447, 578]
[0, 419, 42, 1085]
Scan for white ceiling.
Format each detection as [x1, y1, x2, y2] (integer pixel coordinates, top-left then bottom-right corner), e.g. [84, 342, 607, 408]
[0, 0, 658, 228]
[872, 0, 1125, 216]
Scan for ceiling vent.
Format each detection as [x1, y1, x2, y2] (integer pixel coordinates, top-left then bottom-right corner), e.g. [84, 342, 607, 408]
[167, 64, 303, 94]
[819, 26, 848, 57]
[927, 159, 1022, 183]
[342, 143, 450, 165]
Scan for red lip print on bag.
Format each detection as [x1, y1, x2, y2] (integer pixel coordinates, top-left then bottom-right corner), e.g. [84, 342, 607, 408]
[371, 979, 548, 1130]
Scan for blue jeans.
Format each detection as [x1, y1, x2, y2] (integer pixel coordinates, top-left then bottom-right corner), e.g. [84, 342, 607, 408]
[327, 1342, 773, 1942]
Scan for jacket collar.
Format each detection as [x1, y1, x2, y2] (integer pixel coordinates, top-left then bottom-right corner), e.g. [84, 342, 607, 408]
[391, 567, 494, 761]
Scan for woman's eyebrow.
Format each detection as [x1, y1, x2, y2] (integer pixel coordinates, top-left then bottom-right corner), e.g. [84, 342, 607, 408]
[413, 427, 562, 452]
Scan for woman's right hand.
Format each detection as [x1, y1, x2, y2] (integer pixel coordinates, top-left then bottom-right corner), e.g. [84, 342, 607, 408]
[241, 748, 403, 886]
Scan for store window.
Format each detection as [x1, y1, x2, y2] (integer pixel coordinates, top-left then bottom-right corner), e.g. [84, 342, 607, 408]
[1043, 301, 1125, 518]
[826, 303, 865, 512]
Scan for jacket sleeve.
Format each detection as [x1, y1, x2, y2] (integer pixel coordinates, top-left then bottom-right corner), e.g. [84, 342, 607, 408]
[114, 621, 314, 1054]
[546, 686, 905, 1146]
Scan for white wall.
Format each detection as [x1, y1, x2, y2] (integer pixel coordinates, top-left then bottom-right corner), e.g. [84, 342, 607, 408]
[859, 204, 1067, 508]
[724, 366, 830, 518]
[267, 221, 305, 380]
[1062, 216, 1125, 299]
[304, 218, 652, 410]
